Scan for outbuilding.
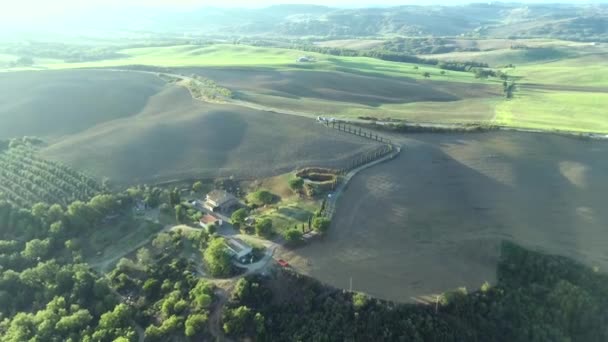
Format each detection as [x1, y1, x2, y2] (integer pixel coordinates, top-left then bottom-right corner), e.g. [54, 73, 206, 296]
[225, 237, 253, 263]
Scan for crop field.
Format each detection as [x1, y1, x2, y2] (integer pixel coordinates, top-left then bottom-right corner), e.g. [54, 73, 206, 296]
[289, 131, 608, 303]
[0, 70, 164, 140]
[36, 75, 382, 185]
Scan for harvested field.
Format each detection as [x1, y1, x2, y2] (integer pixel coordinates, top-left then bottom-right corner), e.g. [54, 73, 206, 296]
[0, 70, 164, 140]
[184, 68, 495, 106]
[286, 131, 608, 303]
[40, 73, 381, 185]
[181, 67, 500, 122]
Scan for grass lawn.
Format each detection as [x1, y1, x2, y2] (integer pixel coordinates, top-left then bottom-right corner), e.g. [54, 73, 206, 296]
[246, 173, 320, 235]
[494, 89, 608, 133]
[85, 216, 164, 269]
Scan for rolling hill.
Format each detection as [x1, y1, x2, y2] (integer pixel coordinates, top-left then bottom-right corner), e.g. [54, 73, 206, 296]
[0, 70, 164, 140]
[0, 70, 381, 186]
[24, 3, 608, 42]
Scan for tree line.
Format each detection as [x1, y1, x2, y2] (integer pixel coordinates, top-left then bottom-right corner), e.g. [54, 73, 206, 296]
[220, 240, 608, 341]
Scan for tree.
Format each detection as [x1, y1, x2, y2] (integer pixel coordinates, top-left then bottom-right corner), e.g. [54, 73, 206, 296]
[203, 238, 232, 277]
[283, 229, 303, 244]
[93, 304, 137, 341]
[185, 313, 208, 337]
[250, 190, 275, 205]
[353, 292, 369, 310]
[255, 219, 273, 238]
[169, 188, 181, 206]
[21, 238, 50, 260]
[231, 208, 248, 225]
[312, 217, 330, 233]
[192, 181, 204, 193]
[422, 72, 431, 78]
[152, 233, 173, 252]
[288, 178, 304, 193]
[175, 204, 186, 223]
[190, 279, 213, 309]
[223, 306, 253, 336]
[136, 248, 153, 268]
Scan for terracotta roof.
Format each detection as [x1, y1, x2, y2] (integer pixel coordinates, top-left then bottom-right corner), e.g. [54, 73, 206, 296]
[199, 214, 219, 225]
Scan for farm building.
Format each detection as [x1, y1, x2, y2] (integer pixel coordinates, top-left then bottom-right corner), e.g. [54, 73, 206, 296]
[199, 214, 222, 231]
[296, 56, 314, 63]
[225, 237, 253, 263]
[204, 190, 239, 212]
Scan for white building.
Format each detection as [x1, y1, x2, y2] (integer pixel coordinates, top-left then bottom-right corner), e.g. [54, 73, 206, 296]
[204, 190, 239, 212]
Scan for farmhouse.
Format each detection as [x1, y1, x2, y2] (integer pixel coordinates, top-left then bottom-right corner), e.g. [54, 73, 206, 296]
[225, 237, 253, 263]
[204, 190, 239, 212]
[199, 214, 222, 231]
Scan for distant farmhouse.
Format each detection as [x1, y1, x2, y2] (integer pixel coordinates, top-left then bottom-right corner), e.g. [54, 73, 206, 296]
[204, 190, 239, 212]
[296, 56, 315, 63]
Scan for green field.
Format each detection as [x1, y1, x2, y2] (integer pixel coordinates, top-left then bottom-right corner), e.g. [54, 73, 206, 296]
[495, 89, 608, 132]
[8, 44, 480, 83]
[509, 54, 608, 87]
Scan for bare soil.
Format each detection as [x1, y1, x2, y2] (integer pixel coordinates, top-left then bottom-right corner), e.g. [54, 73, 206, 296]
[289, 131, 608, 302]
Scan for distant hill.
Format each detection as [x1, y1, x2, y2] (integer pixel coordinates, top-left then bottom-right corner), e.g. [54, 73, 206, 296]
[84, 3, 607, 42]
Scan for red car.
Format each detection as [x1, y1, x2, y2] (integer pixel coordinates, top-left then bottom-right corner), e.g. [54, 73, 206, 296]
[277, 259, 289, 267]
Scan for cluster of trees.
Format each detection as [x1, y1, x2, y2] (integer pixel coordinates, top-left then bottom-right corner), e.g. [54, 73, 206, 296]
[222, 241, 608, 341]
[108, 231, 216, 340]
[0, 160, 220, 340]
[440, 61, 489, 72]
[248, 190, 277, 206]
[0, 195, 143, 340]
[0, 146, 103, 207]
[203, 237, 233, 278]
[188, 75, 233, 101]
[504, 81, 516, 99]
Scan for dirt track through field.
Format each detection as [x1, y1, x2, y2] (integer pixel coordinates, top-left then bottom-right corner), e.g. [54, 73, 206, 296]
[287, 131, 608, 302]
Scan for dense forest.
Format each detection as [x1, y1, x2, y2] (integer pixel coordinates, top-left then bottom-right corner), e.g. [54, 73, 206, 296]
[0, 162, 220, 340]
[224, 241, 608, 341]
